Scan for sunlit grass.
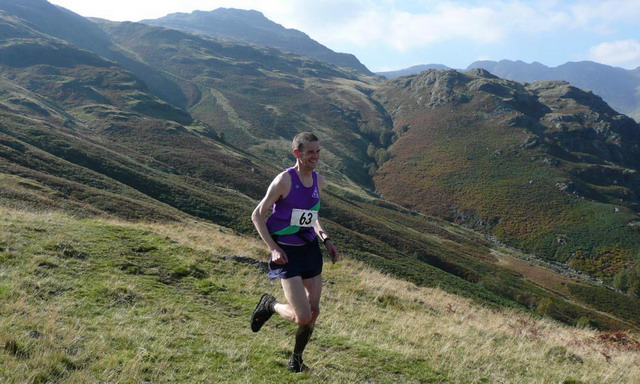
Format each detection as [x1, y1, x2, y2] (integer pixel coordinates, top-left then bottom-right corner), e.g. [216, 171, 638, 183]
[1, 206, 638, 383]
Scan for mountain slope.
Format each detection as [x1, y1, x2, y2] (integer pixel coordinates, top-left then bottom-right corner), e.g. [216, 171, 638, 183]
[0, 0, 191, 110]
[0, 9, 274, 228]
[1, 206, 639, 383]
[140, 8, 374, 75]
[373, 69, 640, 294]
[93, 18, 388, 187]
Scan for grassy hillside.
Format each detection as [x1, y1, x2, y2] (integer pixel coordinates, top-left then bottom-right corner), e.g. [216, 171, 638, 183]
[1, 205, 639, 383]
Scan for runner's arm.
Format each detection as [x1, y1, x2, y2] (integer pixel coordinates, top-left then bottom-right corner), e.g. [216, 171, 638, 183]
[251, 173, 290, 264]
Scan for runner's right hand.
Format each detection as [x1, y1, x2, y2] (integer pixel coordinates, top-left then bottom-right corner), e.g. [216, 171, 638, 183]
[270, 247, 289, 264]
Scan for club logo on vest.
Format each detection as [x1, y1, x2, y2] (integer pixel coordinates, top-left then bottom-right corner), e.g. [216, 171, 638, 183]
[312, 188, 319, 199]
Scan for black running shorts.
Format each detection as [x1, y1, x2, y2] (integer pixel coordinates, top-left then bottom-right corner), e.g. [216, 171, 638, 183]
[268, 239, 323, 280]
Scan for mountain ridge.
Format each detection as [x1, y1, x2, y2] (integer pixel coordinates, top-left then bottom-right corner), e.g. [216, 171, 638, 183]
[140, 8, 374, 76]
[379, 59, 640, 121]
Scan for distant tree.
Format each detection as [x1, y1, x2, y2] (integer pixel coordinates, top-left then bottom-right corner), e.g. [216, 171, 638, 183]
[576, 316, 598, 329]
[379, 130, 394, 147]
[375, 148, 390, 167]
[367, 143, 376, 158]
[613, 264, 640, 297]
[392, 125, 409, 143]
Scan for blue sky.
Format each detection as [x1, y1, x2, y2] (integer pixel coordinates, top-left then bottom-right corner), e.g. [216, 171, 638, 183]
[48, 0, 640, 72]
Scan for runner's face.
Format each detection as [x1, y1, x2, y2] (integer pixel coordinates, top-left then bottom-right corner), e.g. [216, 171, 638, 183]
[296, 140, 320, 170]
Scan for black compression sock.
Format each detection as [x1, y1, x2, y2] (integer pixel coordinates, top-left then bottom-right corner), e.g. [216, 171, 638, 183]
[293, 325, 314, 356]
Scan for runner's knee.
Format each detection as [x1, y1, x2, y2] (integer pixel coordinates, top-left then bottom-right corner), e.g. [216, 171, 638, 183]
[294, 310, 313, 325]
[297, 306, 319, 325]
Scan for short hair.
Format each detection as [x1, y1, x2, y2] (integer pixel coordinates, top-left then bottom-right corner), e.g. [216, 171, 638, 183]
[292, 132, 319, 151]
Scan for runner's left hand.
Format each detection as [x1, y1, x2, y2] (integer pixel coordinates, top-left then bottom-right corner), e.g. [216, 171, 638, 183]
[325, 240, 339, 264]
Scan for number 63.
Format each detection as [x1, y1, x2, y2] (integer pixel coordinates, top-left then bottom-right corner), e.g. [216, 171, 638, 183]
[299, 212, 314, 226]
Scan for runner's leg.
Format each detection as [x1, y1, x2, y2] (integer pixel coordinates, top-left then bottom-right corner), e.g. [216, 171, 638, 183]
[282, 274, 321, 372]
[302, 275, 322, 327]
[274, 276, 312, 325]
[293, 275, 322, 354]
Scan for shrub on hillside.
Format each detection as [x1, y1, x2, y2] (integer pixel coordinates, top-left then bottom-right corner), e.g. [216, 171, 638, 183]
[568, 247, 633, 280]
[613, 263, 640, 297]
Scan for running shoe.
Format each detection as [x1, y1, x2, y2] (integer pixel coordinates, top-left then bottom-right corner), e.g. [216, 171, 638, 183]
[286, 353, 308, 373]
[250, 293, 276, 332]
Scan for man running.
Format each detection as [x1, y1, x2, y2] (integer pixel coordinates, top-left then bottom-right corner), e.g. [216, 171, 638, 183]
[250, 132, 339, 373]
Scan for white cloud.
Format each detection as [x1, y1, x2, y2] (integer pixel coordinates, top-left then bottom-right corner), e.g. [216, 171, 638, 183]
[281, 0, 640, 53]
[567, 0, 640, 31]
[284, 3, 508, 51]
[588, 40, 640, 69]
[474, 55, 494, 62]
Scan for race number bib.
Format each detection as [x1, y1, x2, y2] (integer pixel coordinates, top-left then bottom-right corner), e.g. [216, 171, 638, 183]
[290, 209, 318, 227]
